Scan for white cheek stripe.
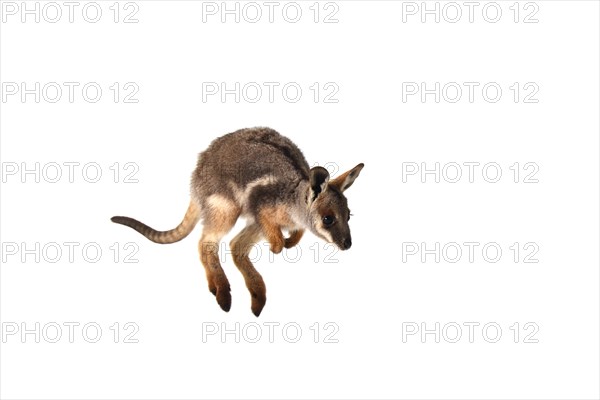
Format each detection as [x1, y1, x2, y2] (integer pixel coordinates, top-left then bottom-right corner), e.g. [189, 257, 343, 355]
[316, 225, 334, 243]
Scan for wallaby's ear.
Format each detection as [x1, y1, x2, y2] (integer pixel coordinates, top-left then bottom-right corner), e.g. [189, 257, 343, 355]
[330, 163, 364, 192]
[309, 166, 330, 201]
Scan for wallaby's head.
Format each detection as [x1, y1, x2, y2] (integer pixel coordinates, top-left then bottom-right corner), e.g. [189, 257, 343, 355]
[307, 163, 364, 250]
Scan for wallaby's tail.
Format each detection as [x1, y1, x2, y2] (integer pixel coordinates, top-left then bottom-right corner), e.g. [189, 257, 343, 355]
[111, 200, 201, 244]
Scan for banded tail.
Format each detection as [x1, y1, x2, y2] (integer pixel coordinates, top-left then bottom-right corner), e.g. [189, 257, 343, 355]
[111, 200, 200, 244]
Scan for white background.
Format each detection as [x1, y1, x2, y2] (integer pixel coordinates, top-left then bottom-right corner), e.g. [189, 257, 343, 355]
[1, 1, 599, 399]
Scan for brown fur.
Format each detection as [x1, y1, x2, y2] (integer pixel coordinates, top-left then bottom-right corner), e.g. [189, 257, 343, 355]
[111, 200, 200, 244]
[111, 127, 363, 316]
[258, 205, 296, 254]
[284, 229, 305, 248]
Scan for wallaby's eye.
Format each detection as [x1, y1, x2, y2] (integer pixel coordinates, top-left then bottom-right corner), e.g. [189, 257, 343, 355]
[322, 216, 335, 227]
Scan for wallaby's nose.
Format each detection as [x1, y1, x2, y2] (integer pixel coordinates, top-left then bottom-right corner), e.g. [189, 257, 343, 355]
[342, 238, 352, 250]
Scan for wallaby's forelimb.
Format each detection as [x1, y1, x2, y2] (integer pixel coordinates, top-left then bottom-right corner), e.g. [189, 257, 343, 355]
[259, 213, 285, 254]
[284, 229, 304, 248]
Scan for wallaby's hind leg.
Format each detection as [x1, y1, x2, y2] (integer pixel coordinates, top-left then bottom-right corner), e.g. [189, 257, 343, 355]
[198, 196, 240, 312]
[199, 235, 232, 312]
[231, 223, 266, 316]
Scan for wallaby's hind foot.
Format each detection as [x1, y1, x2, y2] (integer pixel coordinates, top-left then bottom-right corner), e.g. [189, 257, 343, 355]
[205, 268, 232, 312]
[247, 276, 267, 317]
[214, 281, 232, 312]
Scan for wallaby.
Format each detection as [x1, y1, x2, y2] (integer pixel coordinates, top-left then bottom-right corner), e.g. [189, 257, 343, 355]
[111, 127, 364, 316]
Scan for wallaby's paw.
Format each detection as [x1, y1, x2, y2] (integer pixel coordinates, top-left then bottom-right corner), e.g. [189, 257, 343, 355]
[270, 238, 284, 254]
[284, 230, 304, 248]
